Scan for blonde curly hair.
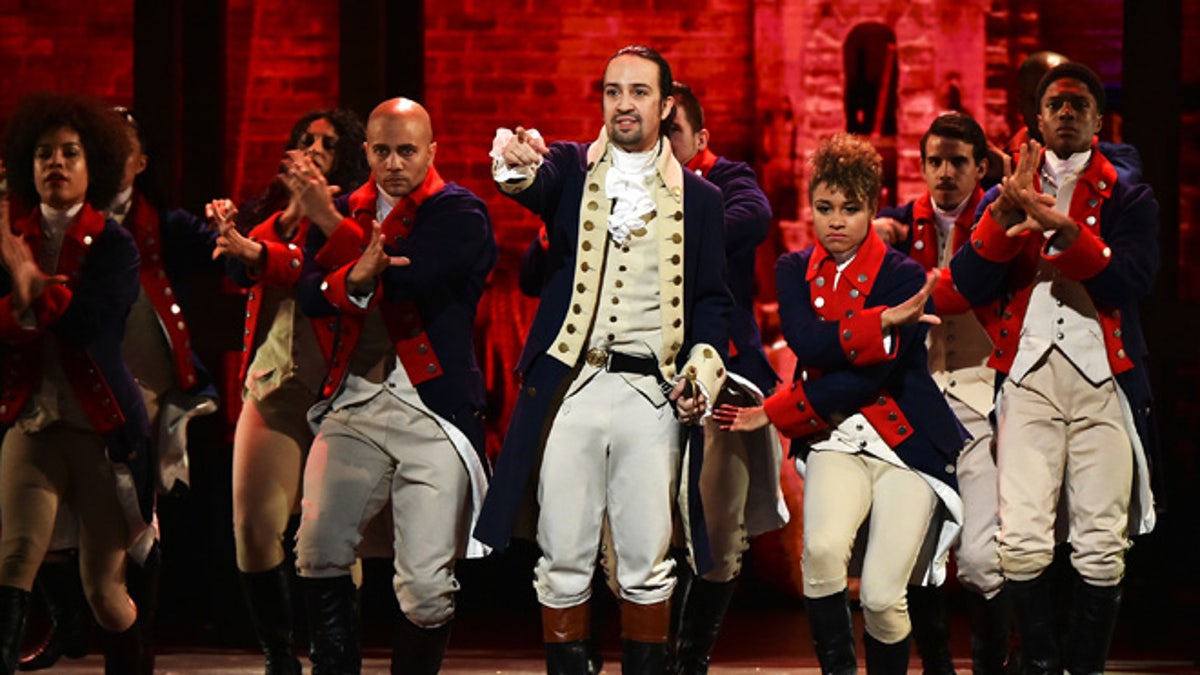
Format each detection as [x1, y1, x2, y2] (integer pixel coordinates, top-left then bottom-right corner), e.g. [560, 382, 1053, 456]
[808, 133, 882, 211]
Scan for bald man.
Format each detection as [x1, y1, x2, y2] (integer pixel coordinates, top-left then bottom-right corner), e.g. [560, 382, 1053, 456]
[291, 98, 496, 673]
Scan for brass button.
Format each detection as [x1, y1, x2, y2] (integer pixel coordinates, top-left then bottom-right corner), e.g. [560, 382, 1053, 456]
[587, 201, 599, 211]
[582, 241, 592, 251]
[558, 343, 570, 353]
[588, 183, 600, 193]
[671, 233, 682, 244]
[586, 348, 607, 368]
[584, 220, 595, 230]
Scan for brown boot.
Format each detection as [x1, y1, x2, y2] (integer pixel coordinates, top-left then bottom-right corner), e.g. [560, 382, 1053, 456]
[543, 603, 590, 675]
[621, 600, 669, 675]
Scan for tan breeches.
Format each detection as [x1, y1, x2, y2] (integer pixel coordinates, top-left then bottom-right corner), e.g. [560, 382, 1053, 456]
[0, 424, 135, 632]
[802, 450, 937, 643]
[231, 390, 313, 573]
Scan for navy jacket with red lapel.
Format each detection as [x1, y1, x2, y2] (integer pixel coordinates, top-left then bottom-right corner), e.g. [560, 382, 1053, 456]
[294, 171, 497, 463]
[0, 204, 152, 519]
[765, 228, 967, 489]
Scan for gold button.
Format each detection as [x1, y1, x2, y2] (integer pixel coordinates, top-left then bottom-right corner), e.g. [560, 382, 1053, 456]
[674, 211, 683, 221]
[671, 297, 680, 306]
[673, 275, 682, 285]
[582, 241, 592, 251]
[612, 297, 620, 305]
[615, 280, 623, 288]
[673, 319, 682, 327]
[588, 201, 599, 211]
[588, 183, 600, 193]
[572, 304, 582, 314]
[526, 386, 537, 397]
[586, 348, 607, 368]
[581, 262, 590, 272]
[671, 233, 682, 243]
[577, 283, 587, 292]
[584, 221, 595, 230]
[567, 324, 577, 333]
[703, 348, 713, 358]
[558, 343, 570, 353]
[670, 255, 680, 264]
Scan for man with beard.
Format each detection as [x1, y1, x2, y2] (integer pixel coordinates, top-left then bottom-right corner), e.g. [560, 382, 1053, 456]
[475, 45, 730, 674]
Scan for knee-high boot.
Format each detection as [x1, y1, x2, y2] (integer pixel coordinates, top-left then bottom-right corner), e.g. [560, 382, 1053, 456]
[17, 555, 89, 672]
[391, 610, 451, 675]
[125, 542, 161, 675]
[621, 599, 668, 675]
[1063, 579, 1121, 675]
[303, 576, 360, 675]
[1007, 574, 1060, 675]
[966, 589, 1013, 675]
[863, 631, 910, 675]
[907, 585, 955, 675]
[0, 586, 31, 675]
[100, 622, 143, 675]
[806, 589, 857, 675]
[671, 578, 737, 674]
[543, 603, 591, 675]
[239, 563, 301, 674]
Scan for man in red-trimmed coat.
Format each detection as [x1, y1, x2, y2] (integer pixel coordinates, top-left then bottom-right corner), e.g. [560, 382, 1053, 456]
[289, 98, 496, 674]
[950, 62, 1160, 675]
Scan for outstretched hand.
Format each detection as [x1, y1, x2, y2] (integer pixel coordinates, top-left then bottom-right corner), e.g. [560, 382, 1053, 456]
[712, 404, 769, 432]
[347, 220, 411, 294]
[881, 269, 942, 330]
[500, 126, 550, 169]
[207, 199, 265, 265]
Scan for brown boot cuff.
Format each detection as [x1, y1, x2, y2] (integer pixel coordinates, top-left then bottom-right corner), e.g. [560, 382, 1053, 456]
[620, 599, 669, 643]
[541, 603, 590, 643]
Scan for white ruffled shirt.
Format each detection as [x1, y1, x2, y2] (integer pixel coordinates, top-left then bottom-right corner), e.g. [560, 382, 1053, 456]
[604, 141, 660, 246]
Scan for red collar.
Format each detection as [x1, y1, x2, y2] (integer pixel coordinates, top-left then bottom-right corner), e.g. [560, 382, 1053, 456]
[348, 165, 446, 219]
[805, 222, 888, 294]
[685, 148, 718, 178]
[1033, 140, 1116, 199]
[912, 187, 983, 231]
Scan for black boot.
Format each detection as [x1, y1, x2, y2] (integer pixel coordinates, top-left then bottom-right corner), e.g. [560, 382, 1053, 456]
[806, 589, 857, 675]
[100, 623, 143, 675]
[18, 556, 89, 671]
[1062, 580, 1121, 675]
[672, 578, 737, 674]
[863, 632, 911, 675]
[239, 564, 302, 674]
[391, 611, 451, 675]
[1007, 574, 1060, 675]
[546, 641, 590, 674]
[0, 586, 31, 675]
[907, 585, 955, 675]
[621, 638, 667, 674]
[966, 590, 1013, 675]
[126, 543, 161, 675]
[303, 576, 360, 675]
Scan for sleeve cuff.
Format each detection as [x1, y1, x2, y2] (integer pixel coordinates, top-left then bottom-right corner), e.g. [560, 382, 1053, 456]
[763, 383, 829, 438]
[970, 208, 1029, 262]
[314, 217, 368, 270]
[1044, 225, 1112, 281]
[839, 306, 893, 365]
[258, 240, 304, 286]
[321, 264, 378, 315]
[679, 342, 727, 404]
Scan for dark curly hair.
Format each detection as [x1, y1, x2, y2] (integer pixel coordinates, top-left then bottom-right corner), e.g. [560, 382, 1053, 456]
[809, 133, 883, 211]
[286, 108, 370, 192]
[2, 91, 131, 210]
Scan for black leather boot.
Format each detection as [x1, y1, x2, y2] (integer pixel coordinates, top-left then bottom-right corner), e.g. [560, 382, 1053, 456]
[863, 631, 911, 675]
[546, 641, 591, 674]
[806, 589, 857, 675]
[100, 623, 143, 675]
[391, 611, 451, 675]
[621, 638, 667, 674]
[239, 564, 301, 674]
[1063, 580, 1121, 675]
[18, 555, 89, 672]
[672, 578, 737, 674]
[907, 585, 955, 675]
[126, 543, 161, 675]
[1007, 574, 1060, 675]
[966, 589, 1013, 675]
[303, 576, 361, 675]
[0, 586, 31, 675]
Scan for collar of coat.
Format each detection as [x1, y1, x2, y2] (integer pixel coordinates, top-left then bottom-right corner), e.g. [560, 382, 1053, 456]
[585, 127, 684, 202]
[805, 222, 889, 296]
[348, 164, 446, 219]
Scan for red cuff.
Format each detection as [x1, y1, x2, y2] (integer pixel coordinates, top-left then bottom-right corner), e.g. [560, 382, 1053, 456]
[839, 306, 893, 366]
[0, 285, 72, 342]
[1044, 225, 1111, 281]
[33, 284, 72, 327]
[970, 208, 1028, 263]
[314, 217, 368, 271]
[321, 264, 379, 315]
[258, 240, 304, 286]
[763, 383, 829, 439]
[931, 269, 972, 315]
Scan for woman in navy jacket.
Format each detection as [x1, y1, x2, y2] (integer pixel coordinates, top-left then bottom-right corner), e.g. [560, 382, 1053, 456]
[716, 134, 967, 674]
[0, 92, 147, 673]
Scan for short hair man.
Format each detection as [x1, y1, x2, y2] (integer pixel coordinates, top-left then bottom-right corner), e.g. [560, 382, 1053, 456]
[291, 97, 497, 672]
[951, 62, 1160, 675]
[877, 112, 1013, 674]
[665, 80, 788, 672]
[475, 46, 730, 673]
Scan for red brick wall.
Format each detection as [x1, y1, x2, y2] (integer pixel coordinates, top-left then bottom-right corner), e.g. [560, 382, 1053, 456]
[0, 0, 134, 125]
[224, 0, 341, 203]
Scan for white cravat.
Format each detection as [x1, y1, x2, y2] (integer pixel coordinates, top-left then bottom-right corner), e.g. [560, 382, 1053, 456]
[106, 187, 134, 224]
[605, 141, 660, 246]
[38, 202, 83, 272]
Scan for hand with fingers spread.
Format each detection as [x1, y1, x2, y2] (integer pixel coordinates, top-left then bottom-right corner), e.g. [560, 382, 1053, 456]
[994, 143, 1080, 246]
[712, 403, 769, 433]
[881, 269, 942, 330]
[284, 150, 343, 235]
[1, 216, 67, 317]
[669, 375, 708, 426]
[988, 139, 1041, 230]
[347, 220, 411, 295]
[207, 198, 265, 266]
